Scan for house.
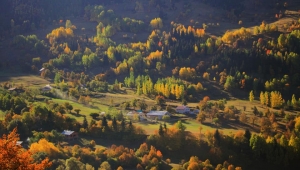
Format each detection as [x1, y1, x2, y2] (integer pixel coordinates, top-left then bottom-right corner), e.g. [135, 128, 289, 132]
[147, 111, 171, 120]
[8, 87, 23, 93]
[61, 130, 78, 140]
[16, 141, 23, 146]
[41, 84, 52, 92]
[176, 105, 190, 114]
[190, 109, 200, 115]
[126, 111, 145, 121]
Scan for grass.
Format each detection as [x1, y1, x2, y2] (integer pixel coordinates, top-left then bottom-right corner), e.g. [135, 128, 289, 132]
[135, 118, 239, 135]
[50, 98, 109, 122]
[0, 73, 50, 88]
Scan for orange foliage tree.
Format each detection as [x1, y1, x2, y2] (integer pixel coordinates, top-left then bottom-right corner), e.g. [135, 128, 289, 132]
[0, 128, 52, 170]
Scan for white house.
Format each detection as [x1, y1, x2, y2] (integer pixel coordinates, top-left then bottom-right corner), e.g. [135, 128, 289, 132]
[147, 111, 170, 120]
[175, 105, 190, 114]
[41, 84, 52, 92]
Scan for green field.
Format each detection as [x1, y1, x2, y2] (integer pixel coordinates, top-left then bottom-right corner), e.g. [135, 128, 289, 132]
[51, 98, 109, 122]
[135, 119, 239, 135]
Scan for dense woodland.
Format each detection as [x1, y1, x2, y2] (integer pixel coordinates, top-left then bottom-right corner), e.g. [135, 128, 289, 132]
[1, 0, 300, 170]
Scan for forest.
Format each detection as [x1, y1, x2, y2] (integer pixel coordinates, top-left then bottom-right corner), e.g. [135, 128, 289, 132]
[1, 0, 300, 170]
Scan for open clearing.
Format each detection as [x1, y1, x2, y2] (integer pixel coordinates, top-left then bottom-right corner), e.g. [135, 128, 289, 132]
[0, 73, 50, 88]
[135, 119, 239, 135]
[50, 98, 109, 122]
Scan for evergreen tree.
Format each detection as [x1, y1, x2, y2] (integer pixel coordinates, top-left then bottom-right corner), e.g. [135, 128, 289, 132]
[102, 116, 108, 127]
[163, 122, 167, 130]
[291, 94, 297, 109]
[159, 124, 164, 136]
[82, 117, 88, 129]
[112, 117, 117, 132]
[214, 129, 221, 146]
[121, 119, 126, 132]
[244, 129, 251, 140]
[253, 106, 259, 116]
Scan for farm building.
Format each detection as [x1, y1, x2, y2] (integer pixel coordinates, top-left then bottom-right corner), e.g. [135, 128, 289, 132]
[41, 84, 52, 92]
[176, 105, 190, 114]
[191, 109, 200, 114]
[126, 111, 146, 120]
[147, 111, 170, 120]
[61, 130, 78, 141]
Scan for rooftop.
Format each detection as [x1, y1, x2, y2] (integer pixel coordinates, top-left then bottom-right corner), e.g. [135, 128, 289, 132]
[62, 130, 75, 136]
[176, 105, 189, 110]
[147, 111, 169, 116]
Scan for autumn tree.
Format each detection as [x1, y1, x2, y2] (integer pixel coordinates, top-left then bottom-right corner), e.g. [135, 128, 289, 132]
[270, 91, 283, 108]
[0, 128, 52, 169]
[249, 90, 254, 102]
[197, 112, 206, 123]
[260, 91, 265, 106]
[150, 18, 163, 29]
[155, 95, 166, 107]
[239, 112, 247, 123]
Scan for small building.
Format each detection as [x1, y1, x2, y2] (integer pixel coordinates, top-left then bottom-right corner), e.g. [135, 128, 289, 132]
[8, 87, 23, 93]
[191, 109, 200, 115]
[16, 141, 23, 146]
[61, 130, 78, 141]
[176, 105, 190, 114]
[147, 111, 171, 120]
[41, 84, 52, 92]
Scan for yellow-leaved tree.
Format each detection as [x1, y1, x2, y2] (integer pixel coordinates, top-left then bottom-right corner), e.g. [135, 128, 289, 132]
[30, 138, 61, 159]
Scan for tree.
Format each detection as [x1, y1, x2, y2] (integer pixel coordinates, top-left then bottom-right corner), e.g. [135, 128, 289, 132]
[102, 116, 108, 127]
[82, 117, 88, 129]
[74, 109, 81, 115]
[112, 117, 118, 132]
[260, 91, 265, 106]
[54, 73, 61, 84]
[65, 20, 72, 29]
[159, 124, 164, 136]
[175, 120, 186, 131]
[224, 76, 235, 91]
[0, 128, 52, 170]
[213, 129, 221, 146]
[249, 90, 254, 102]
[64, 102, 73, 113]
[291, 94, 297, 109]
[138, 100, 148, 111]
[150, 18, 163, 29]
[197, 112, 206, 123]
[155, 95, 166, 107]
[99, 161, 111, 170]
[239, 112, 247, 123]
[90, 113, 99, 119]
[131, 99, 138, 110]
[253, 106, 259, 116]
[270, 91, 283, 108]
[65, 157, 85, 170]
[30, 87, 41, 99]
[250, 116, 257, 127]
